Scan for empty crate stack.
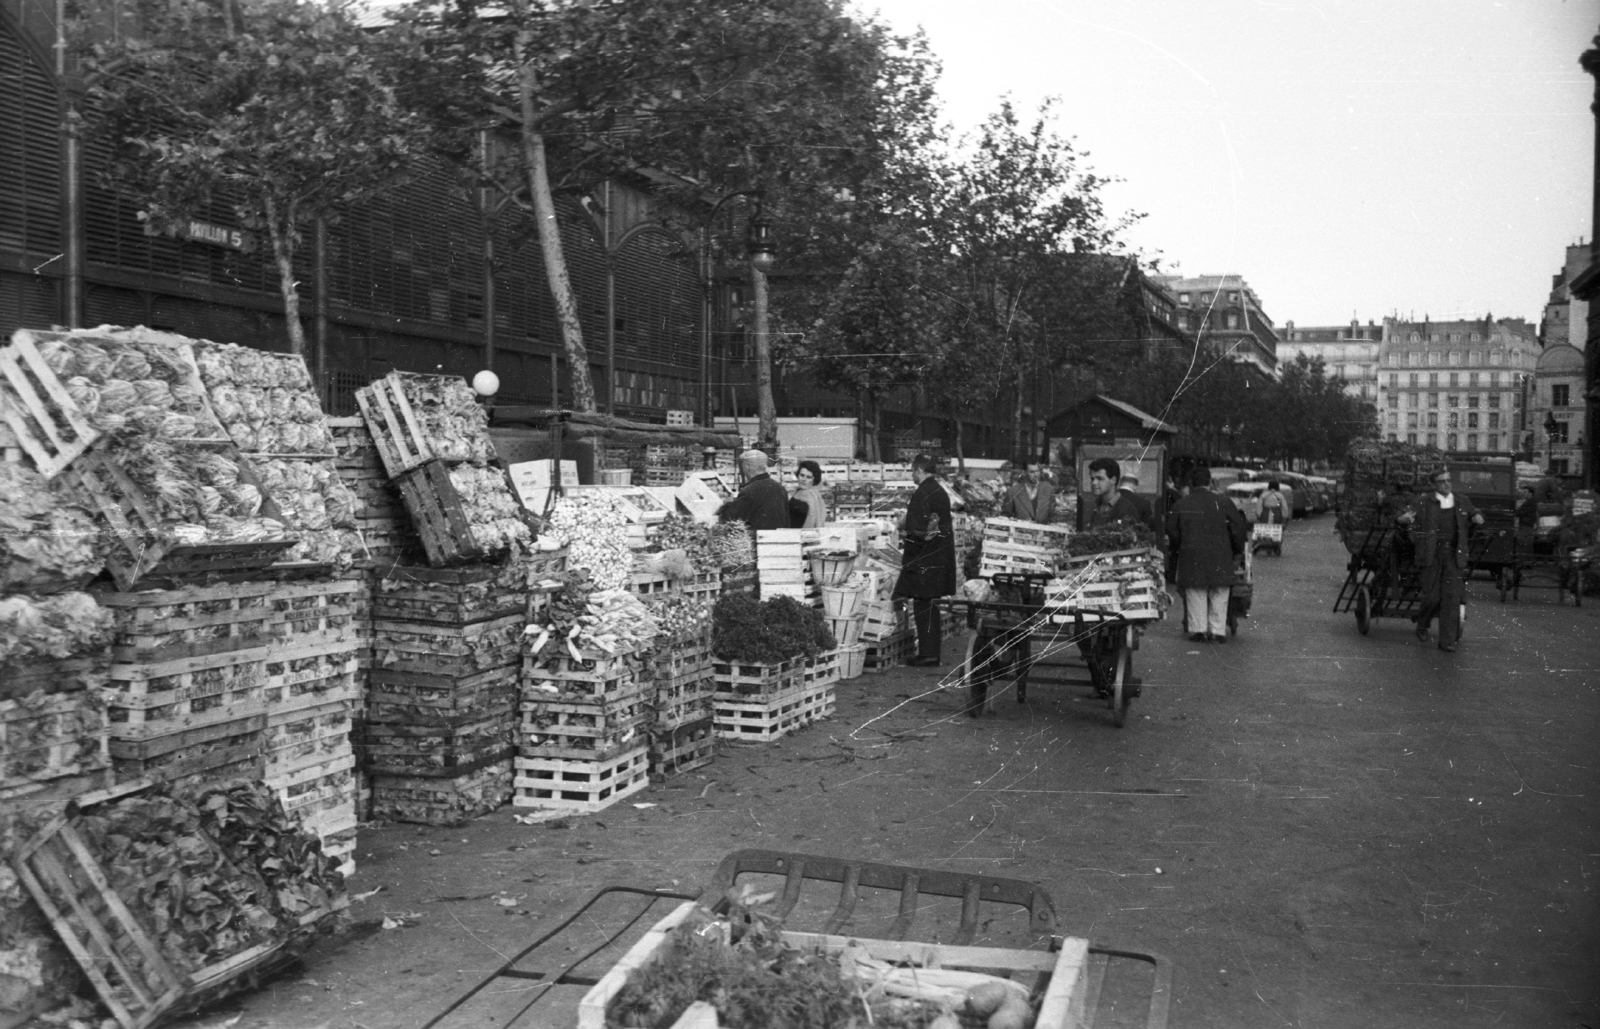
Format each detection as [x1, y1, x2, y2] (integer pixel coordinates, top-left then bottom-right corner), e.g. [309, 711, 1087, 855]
[755, 529, 807, 602]
[640, 589, 718, 781]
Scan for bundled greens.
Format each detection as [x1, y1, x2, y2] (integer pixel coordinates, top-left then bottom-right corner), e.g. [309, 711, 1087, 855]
[712, 594, 835, 665]
[191, 342, 334, 455]
[33, 328, 225, 440]
[0, 463, 106, 589]
[1061, 522, 1154, 557]
[0, 592, 113, 664]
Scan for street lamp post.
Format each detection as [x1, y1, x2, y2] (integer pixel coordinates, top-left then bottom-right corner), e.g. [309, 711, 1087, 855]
[698, 191, 775, 439]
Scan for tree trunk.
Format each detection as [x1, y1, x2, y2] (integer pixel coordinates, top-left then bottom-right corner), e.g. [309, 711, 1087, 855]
[752, 263, 776, 448]
[1011, 367, 1027, 462]
[863, 390, 880, 462]
[515, 20, 595, 412]
[949, 407, 966, 473]
[262, 194, 307, 355]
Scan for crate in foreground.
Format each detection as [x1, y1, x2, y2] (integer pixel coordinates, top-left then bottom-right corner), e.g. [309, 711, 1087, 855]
[512, 745, 649, 815]
[576, 900, 1091, 1029]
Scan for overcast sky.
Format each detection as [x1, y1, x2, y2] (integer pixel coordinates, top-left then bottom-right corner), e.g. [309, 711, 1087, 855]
[856, 0, 1597, 330]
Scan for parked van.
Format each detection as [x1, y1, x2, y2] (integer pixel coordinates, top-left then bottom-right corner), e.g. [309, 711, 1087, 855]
[1225, 481, 1269, 522]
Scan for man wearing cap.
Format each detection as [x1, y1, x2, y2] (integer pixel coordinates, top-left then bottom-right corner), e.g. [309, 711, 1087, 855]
[718, 449, 790, 531]
[1396, 469, 1483, 652]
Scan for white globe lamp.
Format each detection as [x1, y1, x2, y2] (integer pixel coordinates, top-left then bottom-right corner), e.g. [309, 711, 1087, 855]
[472, 369, 500, 398]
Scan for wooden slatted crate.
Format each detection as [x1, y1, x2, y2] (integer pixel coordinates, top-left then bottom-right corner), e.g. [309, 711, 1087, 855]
[1, 652, 111, 701]
[511, 746, 649, 814]
[0, 328, 99, 477]
[712, 685, 810, 742]
[0, 691, 110, 799]
[98, 580, 362, 662]
[264, 701, 354, 778]
[517, 697, 648, 760]
[354, 373, 435, 477]
[711, 656, 806, 697]
[374, 561, 527, 625]
[365, 665, 519, 726]
[373, 614, 526, 677]
[370, 758, 514, 825]
[393, 459, 485, 567]
[648, 715, 715, 780]
[59, 444, 296, 591]
[107, 714, 265, 786]
[863, 630, 916, 672]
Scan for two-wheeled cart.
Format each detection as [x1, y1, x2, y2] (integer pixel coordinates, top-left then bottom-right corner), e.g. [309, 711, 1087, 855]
[1250, 520, 1283, 557]
[1498, 532, 1587, 605]
[421, 849, 1171, 1028]
[939, 561, 1162, 727]
[1334, 524, 1425, 635]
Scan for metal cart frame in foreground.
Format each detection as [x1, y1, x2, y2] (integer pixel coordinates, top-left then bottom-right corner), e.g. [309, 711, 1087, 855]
[940, 572, 1155, 727]
[422, 849, 1170, 1029]
[1498, 537, 1587, 605]
[1333, 524, 1426, 635]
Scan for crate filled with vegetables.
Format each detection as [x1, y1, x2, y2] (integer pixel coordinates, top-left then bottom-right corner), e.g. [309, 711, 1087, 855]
[190, 341, 335, 457]
[1050, 524, 1168, 621]
[12, 780, 347, 1029]
[369, 758, 514, 825]
[582, 899, 1088, 1029]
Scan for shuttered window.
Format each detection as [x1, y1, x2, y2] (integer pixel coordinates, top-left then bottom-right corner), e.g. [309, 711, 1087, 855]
[0, 15, 61, 258]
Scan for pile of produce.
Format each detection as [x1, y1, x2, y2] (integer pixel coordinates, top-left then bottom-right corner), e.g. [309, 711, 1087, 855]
[644, 591, 714, 642]
[526, 580, 661, 663]
[1339, 440, 1448, 549]
[32, 329, 225, 440]
[449, 465, 533, 554]
[0, 463, 106, 590]
[709, 521, 754, 569]
[194, 782, 347, 930]
[1062, 522, 1155, 558]
[0, 593, 113, 664]
[394, 372, 494, 464]
[652, 515, 719, 574]
[253, 457, 361, 565]
[191, 342, 334, 455]
[606, 898, 1042, 1029]
[543, 492, 632, 591]
[951, 476, 1001, 520]
[712, 593, 835, 665]
[73, 792, 281, 976]
[115, 440, 290, 546]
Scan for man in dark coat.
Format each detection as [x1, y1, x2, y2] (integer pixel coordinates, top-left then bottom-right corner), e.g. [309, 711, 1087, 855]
[718, 449, 790, 532]
[1000, 461, 1056, 523]
[893, 454, 956, 665]
[1397, 468, 1484, 652]
[1166, 465, 1248, 642]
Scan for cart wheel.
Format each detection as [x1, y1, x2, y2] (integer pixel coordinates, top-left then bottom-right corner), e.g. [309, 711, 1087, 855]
[1354, 585, 1371, 635]
[1110, 626, 1134, 728]
[962, 630, 988, 718]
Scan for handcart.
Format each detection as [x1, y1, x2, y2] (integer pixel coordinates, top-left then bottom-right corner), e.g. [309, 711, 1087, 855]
[1333, 524, 1425, 635]
[1227, 544, 1253, 636]
[421, 849, 1170, 1029]
[1250, 519, 1283, 557]
[939, 563, 1161, 728]
[1499, 532, 1587, 605]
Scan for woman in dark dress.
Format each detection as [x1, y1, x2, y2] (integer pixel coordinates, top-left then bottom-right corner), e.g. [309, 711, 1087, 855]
[893, 454, 956, 665]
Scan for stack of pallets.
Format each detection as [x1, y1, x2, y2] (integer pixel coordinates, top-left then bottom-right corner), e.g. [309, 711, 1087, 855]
[328, 416, 420, 565]
[711, 649, 839, 743]
[516, 646, 651, 816]
[365, 562, 527, 824]
[97, 580, 364, 872]
[756, 529, 808, 603]
[646, 627, 716, 780]
[978, 517, 1072, 578]
[1, 651, 112, 806]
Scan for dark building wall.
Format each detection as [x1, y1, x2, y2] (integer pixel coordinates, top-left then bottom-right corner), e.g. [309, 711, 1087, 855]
[0, 3, 703, 419]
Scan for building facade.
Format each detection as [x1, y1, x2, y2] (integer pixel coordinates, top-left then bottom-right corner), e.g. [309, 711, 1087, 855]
[1539, 242, 1592, 351]
[1276, 319, 1383, 405]
[1153, 273, 1280, 378]
[1531, 343, 1587, 476]
[1376, 316, 1539, 455]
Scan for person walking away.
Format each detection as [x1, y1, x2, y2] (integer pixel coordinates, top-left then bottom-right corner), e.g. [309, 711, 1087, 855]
[1118, 472, 1156, 531]
[789, 460, 826, 529]
[893, 454, 956, 666]
[718, 449, 790, 532]
[1085, 458, 1143, 528]
[1166, 465, 1248, 642]
[1397, 469, 1484, 652]
[1000, 460, 1056, 523]
[1260, 480, 1288, 524]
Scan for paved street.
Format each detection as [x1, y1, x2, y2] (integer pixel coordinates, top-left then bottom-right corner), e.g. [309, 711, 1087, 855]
[195, 513, 1600, 1029]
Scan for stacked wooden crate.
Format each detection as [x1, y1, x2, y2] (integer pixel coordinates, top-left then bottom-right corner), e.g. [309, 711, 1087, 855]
[979, 517, 1071, 578]
[755, 529, 807, 602]
[96, 579, 363, 872]
[365, 562, 527, 824]
[328, 416, 418, 565]
[515, 644, 651, 816]
[711, 647, 839, 744]
[1, 642, 112, 806]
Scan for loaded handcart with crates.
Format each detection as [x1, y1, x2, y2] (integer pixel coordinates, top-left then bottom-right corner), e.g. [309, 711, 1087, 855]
[1496, 490, 1592, 605]
[1334, 441, 1446, 634]
[940, 518, 1169, 727]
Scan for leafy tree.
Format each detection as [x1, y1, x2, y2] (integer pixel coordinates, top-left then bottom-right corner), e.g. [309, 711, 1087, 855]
[72, 0, 423, 356]
[381, 0, 935, 423]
